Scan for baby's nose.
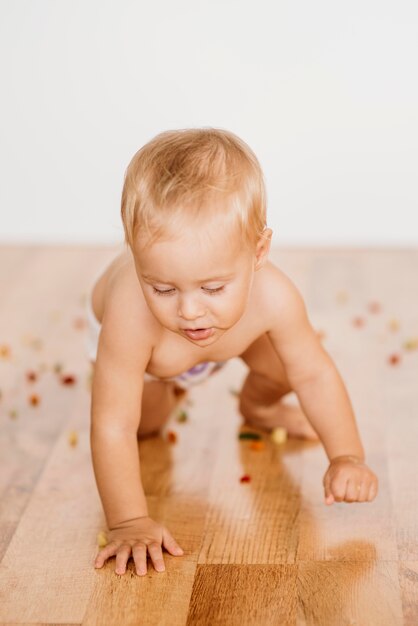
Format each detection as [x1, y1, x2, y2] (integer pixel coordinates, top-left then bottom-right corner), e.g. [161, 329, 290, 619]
[178, 295, 206, 320]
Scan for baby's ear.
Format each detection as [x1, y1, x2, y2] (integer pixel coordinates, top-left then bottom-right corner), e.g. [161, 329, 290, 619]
[254, 228, 272, 270]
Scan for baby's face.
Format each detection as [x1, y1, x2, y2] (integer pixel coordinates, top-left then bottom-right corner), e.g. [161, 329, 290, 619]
[133, 218, 258, 346]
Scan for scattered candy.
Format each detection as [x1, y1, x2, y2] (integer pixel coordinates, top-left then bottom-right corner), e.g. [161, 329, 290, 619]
[368, 301, 381, 314]
[388, 353, 401, 366]
[403, 338, 418, 351]
[68, 431, 78, 447]
[352, 317, 365, 328]
[167, 430, 177, 443]
[29, 394, 40, 406]
[53, 362, 64, 374]
[271, 427, 287, 444]
[26, 370, 38, 383]
[73, 316, 87, 330]
[388, 318, 400, 332]
[239, 432, 261, 441]
[60, 374, 77, 385]
[0, 344, 11, 358]
[240, 474, 251, 483]
[97, 531, 108, 547]
[229, 388, 239, 397]
[249, 440, 265, 451]
[336, 291, 349, 304]
[176, 410, 188, 422]
[9, 409, 18, 419]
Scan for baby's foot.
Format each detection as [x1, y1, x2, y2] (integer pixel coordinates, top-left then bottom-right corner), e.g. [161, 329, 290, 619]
[245, 400, 319, 441]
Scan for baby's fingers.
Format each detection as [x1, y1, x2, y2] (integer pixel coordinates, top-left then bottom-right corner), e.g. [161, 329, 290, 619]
[115, 543, 133, 575]
[162, 527, 184, 556]
[148, 541, 166, 572]
[94, 541, 118, 568]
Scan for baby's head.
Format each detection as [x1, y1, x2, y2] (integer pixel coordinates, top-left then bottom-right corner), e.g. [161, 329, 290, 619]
[120, 127, 272, 345]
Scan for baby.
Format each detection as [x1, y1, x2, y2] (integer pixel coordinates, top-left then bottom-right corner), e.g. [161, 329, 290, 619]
[88, 128, 378, 577]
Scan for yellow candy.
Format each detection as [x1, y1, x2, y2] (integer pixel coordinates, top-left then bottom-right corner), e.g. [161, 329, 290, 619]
[97, 531, 108, 547]
[271, 427, 287, 444]
[403, 338, 418, 351]
[68, 431, 78, 447]
[388, 318, 400, 332]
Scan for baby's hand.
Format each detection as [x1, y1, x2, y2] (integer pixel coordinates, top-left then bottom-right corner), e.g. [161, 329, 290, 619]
[94, 516, 184, 576]
[323, 455, 378, 505]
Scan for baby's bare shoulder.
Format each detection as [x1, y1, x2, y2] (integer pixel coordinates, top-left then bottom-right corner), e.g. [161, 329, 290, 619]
[257, 260, 306, 319]
[101, 262, 161, 355]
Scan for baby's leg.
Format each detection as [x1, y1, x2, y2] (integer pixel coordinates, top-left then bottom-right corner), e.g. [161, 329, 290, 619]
[137, 380, 187, 440]
[238, 334, 319, 440]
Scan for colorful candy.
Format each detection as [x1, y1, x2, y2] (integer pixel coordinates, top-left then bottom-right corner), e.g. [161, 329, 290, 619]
[97, 531, 108, 547]
[388, 353, 401, 366]
[240, 474, 251, 483]
[26, 370, 38, 383]
[239, 432, 261, 441]
[68, 431, 78, 446]
[352, 317, 365, 328]
[403, 338, 418, 351]
[176, 410, 188, 422]
[29, 394, 40, 406]
[368, 301, 381, 314]
[388, 319, 400, 332]
[0, 344, 11, 358]
[271, 427, 287, 444]
[249, 440, 265, 451]
[167, 430, 177, 443]
[60, 374, 77, 385]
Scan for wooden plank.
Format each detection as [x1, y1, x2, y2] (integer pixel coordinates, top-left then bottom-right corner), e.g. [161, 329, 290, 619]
[187, 564, 297, 626]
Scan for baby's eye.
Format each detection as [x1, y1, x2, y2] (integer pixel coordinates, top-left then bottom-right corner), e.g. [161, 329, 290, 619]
[203, 286, 224, 294]
[153, 287, 175, 296]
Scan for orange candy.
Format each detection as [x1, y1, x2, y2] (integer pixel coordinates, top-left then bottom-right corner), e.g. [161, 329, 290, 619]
[0, 344, 11, 358]
[29, 394, 40, 406]
[249, 440, 265, 451]
[368, 301, 381, 314]
[167, 430, 177, 443]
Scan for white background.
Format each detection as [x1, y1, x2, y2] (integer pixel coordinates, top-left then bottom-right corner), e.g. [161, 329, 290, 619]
[0, 0, 417, 246]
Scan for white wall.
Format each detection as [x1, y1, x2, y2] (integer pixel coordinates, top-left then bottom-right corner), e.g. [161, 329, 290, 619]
[0, 0, 417, 245]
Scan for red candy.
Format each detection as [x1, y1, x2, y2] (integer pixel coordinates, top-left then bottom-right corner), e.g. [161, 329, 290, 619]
[60, 374, 77, 385]
[240, 474, 251, 483]
[167, 430, 177, 443]
[388, 353, 401, 366]
[26, 370, 38, 383]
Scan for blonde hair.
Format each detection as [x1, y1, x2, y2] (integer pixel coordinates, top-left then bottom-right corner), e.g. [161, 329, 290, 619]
[120, 127, 267, 251]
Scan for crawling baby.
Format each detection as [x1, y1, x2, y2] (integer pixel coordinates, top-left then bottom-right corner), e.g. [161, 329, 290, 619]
[88, 127, 378, 577]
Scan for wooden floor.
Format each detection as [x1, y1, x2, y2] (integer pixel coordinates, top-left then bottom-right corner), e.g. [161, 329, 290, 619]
[0, 245, 417, 626]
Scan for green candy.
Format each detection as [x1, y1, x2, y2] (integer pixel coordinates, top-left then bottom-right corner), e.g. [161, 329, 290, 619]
[239, 432, 261, 441]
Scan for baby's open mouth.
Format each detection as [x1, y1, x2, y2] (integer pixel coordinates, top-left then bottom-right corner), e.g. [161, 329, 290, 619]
[183, 328, 214, 340]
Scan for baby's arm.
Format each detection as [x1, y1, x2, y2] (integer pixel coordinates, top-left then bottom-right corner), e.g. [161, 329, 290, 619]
[90, 276, 184, 575]
[267, 270, 378, 504]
